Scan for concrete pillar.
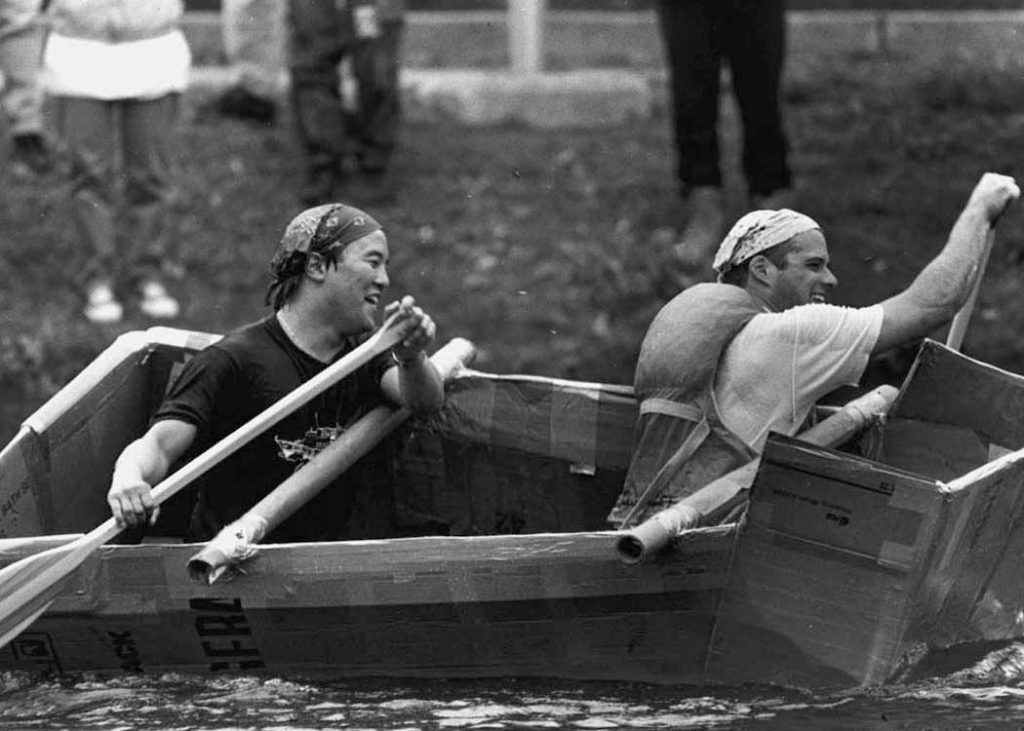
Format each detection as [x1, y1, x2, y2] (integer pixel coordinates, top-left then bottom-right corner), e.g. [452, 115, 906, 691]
[508, 0, 545, 74]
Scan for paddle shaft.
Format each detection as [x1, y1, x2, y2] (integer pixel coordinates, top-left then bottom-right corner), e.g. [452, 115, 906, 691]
[186, 338, 477, 583]
[237, 338, 475, 539]
[615, 385, 899, 564]
[946, 225, 995, 352]
[0, 316, 408, 649]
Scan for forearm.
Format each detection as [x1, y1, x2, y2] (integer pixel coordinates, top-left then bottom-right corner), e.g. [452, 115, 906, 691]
[393, 352, 444, 415]
[905, 203, 991, 318]
[112, 436, 172, 488]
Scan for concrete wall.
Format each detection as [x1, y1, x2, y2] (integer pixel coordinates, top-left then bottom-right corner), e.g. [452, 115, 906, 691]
[182, 10, 1024, 70]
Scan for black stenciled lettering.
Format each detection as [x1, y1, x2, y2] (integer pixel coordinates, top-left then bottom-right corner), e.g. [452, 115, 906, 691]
[826, 512, 851, 527]
[107, 630, 142, 672]
[190, 597, 264, 672]
[202, 640, 261, 657]
[189, 598, 244, 612]
[195, 615, 252, 636]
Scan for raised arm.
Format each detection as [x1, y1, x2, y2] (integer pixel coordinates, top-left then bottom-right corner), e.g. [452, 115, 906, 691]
[874, 173, 1019, 354]
[108, 419, 197, 529]
[380, 295, 444, 414]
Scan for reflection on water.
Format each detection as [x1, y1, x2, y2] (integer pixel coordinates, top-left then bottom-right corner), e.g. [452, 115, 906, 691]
[4, 664, 1024, 731]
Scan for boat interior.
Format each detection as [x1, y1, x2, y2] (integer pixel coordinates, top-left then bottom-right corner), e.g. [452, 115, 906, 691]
[2, 326, 1024, 547]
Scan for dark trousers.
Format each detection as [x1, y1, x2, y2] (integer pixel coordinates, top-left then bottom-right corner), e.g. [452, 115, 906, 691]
[54, 94, 178, 285]
[287, 0, 404, 179]
[656, 0, 791, 197]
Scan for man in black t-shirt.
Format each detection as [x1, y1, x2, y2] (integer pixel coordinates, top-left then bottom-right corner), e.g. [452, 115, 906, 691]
[106, 203, 444, 541]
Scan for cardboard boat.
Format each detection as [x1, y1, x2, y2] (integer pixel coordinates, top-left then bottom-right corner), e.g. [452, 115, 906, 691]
[1, 327, 1023, 688]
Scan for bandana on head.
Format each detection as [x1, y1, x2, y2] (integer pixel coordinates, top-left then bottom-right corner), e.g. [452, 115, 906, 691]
[269, 203, 383, 283]
[712, 208, 821, 279]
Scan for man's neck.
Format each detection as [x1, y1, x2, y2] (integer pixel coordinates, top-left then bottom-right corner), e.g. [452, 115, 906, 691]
[276, 306, 345, 363]
[745, 286, 778, 314]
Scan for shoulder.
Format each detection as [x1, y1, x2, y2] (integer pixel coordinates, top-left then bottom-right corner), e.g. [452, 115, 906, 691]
[658, 282, 756, 314]
[746, 303, 884, 343]
[647, 283, 757, 334]
[211, 317, 282, 360]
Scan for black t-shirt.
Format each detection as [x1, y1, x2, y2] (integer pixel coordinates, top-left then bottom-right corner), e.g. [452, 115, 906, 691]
[154, 315, 392, 542]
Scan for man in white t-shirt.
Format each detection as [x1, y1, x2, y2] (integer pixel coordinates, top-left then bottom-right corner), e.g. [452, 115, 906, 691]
[608, 172, 1019, 528]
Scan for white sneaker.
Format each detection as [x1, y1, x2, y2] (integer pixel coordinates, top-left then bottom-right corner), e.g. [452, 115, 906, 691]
[139, 280, 180, 319]
[84, 282, 123, 324]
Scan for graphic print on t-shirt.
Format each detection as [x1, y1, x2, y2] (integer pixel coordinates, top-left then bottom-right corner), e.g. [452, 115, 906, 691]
[274, 423, 346, 469]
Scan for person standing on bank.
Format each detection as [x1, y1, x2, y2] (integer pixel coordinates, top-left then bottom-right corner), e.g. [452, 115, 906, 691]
[0, 0, 54, 176]
[43, 0, 189, 323]
[208, 0, 284, 125]
[288, 0, 405, 206]
[656, 0, 793, 268]
[609, 172, 1019, 527]
[106, 203, 444, 543]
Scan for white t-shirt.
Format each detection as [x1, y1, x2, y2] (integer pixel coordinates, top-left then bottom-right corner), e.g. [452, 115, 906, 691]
[714, 303, 884, 452]
[43, 30, 191, 101]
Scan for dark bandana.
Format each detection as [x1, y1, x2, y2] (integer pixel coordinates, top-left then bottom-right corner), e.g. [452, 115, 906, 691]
[270, 203, 383, 283]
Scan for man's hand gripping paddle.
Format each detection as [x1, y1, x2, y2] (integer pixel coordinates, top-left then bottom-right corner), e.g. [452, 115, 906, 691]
[0, 310, 411, 650]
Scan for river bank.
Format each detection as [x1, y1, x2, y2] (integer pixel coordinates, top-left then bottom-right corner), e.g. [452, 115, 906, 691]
[2, 51, 1024, 444]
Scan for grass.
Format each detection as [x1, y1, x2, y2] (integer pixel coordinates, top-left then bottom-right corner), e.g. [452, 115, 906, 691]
[4, 50, 1024, 443]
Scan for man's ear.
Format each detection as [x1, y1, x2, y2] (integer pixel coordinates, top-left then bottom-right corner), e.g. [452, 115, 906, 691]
[747, 254, 775, 287]
[304, 252, 328, 281]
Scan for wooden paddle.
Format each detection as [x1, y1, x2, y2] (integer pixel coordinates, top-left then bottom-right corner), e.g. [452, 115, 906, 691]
[945, 226, 995, 351]
[0, 312, 411, 650]
[616, 384, 899, 564]
[616, 224, 999, 564]
[187, 337, 477, 584]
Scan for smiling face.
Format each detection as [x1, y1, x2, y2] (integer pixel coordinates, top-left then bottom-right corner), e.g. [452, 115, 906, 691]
[317, 230, 391, 333]
[765, 229, 838, 310]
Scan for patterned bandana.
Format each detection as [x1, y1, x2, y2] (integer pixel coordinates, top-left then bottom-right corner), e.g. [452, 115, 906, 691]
[712, 208, 821, 279]
[270, 203, 383, 282]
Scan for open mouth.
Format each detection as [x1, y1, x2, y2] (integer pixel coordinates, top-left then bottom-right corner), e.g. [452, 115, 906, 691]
[364, 293, 381, 306]
[809, 294, 827, 304]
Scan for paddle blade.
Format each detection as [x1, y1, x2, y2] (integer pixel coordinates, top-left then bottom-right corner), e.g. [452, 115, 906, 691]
[0, 538, 97, 650]
[0, 600, 54, 651]
[0, 520, 118, 651]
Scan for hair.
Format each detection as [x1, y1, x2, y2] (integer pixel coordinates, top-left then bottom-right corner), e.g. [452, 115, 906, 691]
[265, 245, 343, 311]
[719, 239, 796, 287]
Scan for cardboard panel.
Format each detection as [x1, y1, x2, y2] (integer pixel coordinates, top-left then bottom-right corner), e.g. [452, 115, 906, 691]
[876, 419, 989, 482]
[894, 340, 1024, 450]
[0, 530, 736, 684]
[907, 451, 1024, 649]
[707, 434, 945, 688]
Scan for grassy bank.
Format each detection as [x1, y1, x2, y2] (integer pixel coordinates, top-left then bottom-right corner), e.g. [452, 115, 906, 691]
[3, 51, 1024, 443]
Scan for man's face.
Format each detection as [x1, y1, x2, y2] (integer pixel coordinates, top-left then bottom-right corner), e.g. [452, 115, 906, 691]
[321, 230, 390, 333]
[768, 230, 838, 310]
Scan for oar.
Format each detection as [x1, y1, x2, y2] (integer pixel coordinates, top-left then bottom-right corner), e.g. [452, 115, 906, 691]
[616, 385, 899, 564]
[945, 225, 995, 351]
[0, 312, 411, 650]
[187, 337, 477, 583]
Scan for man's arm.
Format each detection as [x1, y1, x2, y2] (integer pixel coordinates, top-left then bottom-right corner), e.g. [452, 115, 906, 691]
[874, 172, 1019, 354]
[380, 295, 444, 414]
[107, 419, 197, 529]
[381, 351, 444, 414]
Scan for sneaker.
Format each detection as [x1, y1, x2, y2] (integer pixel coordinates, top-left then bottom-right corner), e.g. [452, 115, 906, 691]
[84, 282, 124, 324]
[674, 185, 725, 269]
[139, 280, 180, 319]
[214, 86, 277, 125]
[11, 132, 54, 176]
